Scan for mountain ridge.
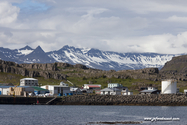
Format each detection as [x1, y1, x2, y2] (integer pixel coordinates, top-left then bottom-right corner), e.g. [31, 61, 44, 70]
[0, 45, 182, 70]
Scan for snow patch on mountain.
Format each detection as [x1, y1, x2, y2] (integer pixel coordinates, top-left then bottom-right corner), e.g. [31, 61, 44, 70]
[18, 49, 33, 55]
[81, 47, 91, 54]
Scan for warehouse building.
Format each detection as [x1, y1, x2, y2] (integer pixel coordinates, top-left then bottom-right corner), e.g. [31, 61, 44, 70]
[41, 85, 70, 96]
[0, 86, 34, 96]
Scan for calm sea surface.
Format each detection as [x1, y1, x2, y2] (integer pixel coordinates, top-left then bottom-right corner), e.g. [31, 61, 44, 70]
[0, 105, 186, 125]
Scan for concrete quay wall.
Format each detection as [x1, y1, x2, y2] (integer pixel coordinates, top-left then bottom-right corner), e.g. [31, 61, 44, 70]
[60, 94, 187, 106]
[0, 96, 61, 105]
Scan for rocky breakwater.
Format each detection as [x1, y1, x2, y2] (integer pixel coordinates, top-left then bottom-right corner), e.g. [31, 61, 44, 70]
[59, 94, 187, 106]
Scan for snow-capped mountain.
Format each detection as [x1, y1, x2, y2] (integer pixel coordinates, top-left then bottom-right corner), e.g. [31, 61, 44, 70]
[0, 45, 181, 70]
[47, 45, 179, 70]
[19, 46, 55, 63]
[18, 45, 34, 55]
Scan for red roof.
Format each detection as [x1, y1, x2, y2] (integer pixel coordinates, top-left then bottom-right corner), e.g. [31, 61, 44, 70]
[87, 85, 101, 88]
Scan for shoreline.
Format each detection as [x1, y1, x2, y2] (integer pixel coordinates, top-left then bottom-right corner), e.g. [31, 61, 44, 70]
[1, 94, 187, 106]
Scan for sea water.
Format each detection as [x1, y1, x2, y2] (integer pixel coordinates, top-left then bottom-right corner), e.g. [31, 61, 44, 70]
[0, 105, 186, 125]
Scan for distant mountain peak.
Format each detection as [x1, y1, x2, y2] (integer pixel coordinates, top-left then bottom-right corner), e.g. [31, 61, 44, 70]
[34, 46, 45, 53]
[19, 45, 33, 50]
[21, 45, 55, 63]
[18, 45, 34, 55]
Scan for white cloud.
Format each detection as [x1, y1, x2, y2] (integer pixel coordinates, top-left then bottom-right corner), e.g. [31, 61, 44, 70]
[165, 15, 187, 22]
[0, 2, 20, 25]
[125, 0, 187, 14]
[1, 0, 187, 54]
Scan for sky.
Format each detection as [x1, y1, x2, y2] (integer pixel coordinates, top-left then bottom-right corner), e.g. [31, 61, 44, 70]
[1, 0, 187, 54]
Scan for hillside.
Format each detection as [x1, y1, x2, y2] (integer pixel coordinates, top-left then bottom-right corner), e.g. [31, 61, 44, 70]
[160, 55, 187, 73]
[0, 59, 162, 94]
[0, 57, 187, 94]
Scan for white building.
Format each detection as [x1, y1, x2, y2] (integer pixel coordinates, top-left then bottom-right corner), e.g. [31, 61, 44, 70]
[121, 88, 133, 95]
[108, 83, 123, 88]
[41, 85, 70, 95]
[100, 88, 121, 95]
[0, 86, 10, 95]
[20, 78, 38, 86]
[70, 87, 82, 95]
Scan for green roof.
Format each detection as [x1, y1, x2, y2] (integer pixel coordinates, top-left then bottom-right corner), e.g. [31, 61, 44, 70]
[31, 86, 49, 91]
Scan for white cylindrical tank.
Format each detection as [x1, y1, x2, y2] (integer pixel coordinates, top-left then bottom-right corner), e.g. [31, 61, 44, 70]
[161, 80, 177, 94]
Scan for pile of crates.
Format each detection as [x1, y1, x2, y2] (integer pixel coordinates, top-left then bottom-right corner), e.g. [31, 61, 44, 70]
[8, 87, 24, 96]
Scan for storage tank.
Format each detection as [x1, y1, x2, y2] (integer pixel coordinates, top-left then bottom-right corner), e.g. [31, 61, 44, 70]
[161, 80, 177, 94]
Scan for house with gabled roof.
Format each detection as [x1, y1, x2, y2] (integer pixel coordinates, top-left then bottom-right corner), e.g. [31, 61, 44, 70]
[100, 88, 121, 95]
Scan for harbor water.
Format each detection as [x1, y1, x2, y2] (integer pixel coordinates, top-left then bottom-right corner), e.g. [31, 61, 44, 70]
[0, 105, 186, 125]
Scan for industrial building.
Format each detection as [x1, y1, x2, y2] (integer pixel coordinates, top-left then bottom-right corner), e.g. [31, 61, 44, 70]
[31, 86, 49, 95]
[0, 86, 10, 95]
[161, 79, 177, 94]
[0, 86, 34, 96]
[20, 78, 38, 86]
[41, 85, 70, 96]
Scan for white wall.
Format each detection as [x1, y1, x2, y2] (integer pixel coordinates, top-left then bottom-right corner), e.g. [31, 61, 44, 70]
[2, 88, 9, 95]
[41, 85, 71, 95]
[162, 80, 177, 94]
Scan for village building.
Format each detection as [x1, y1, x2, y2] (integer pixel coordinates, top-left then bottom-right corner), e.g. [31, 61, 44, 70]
[139, 86, 160, 94]
[83, 84, 101, 90]
[121, 88, 133, 95]
[108, 83, 123, 88]
[100, 88, 121, 95]
[41, 85, 70, 96]
[70, 87, 82, 95]
[20, 78, 38, 86]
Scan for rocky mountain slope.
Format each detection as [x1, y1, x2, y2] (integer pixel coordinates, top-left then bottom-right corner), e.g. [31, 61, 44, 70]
[160, 55, 187, 81]
[0, 45, 180, 71]
[0, 59, 159, 81]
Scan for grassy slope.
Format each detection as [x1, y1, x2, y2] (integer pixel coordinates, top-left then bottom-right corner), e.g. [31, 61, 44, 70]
[0, 71, 187, 95]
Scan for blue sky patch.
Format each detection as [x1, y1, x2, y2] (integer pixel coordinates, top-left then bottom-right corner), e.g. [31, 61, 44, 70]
[13, 0, 49, 13]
